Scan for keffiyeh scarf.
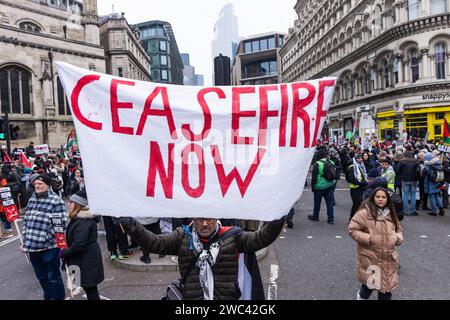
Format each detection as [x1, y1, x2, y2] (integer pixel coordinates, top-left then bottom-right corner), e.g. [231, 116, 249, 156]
[353, 157, 368, 182]
[191, 222, 222, 300]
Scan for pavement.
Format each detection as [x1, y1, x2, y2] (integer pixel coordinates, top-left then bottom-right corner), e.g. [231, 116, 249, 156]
[1, 179, 449, 300]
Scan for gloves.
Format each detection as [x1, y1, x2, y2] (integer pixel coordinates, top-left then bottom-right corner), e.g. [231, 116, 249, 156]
[112, 217, 139, 233]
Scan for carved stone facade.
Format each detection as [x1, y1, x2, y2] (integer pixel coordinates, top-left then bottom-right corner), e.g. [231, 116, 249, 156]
[281, 0, 450, 142]
[0, 0, 106, 148]
[99, 13, 151, 81]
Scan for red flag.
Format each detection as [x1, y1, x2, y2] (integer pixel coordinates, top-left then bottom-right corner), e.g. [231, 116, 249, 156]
[2, 149, 11, 163]
[19, 152, 31, 168]
[443, 118, 450, 145]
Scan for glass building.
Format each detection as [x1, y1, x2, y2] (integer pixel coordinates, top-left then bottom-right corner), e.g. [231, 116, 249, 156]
[136, 20, 184, 85]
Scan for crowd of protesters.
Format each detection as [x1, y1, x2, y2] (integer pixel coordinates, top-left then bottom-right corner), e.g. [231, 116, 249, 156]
[1, 135, 449, 301]
[309, 136, 449, 222]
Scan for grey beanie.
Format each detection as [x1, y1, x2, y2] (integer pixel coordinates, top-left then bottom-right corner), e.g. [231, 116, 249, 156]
[69, 190, 88, 207]
[30, 173, 40, 184]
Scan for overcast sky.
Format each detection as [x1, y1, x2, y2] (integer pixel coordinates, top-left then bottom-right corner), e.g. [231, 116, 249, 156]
[97, 0, 297, 85]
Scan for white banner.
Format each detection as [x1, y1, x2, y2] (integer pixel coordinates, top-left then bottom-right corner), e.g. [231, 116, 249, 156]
[56, 62, 336, 220]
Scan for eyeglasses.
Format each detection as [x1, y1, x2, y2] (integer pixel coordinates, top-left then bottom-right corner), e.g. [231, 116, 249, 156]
[193, 218, 216, 224]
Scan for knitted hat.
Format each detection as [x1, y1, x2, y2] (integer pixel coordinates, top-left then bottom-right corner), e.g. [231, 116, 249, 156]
[424, 153, 433, 161]
[34, 174, 52, 187]
[69, 190, 88, 207]
[30, 173, 40, 184]
[23, 168, 32, 174]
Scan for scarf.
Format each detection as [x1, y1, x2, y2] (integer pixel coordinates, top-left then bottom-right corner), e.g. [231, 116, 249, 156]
[353, 158, 368, 182]
[191, 221, 221, 300]
[377, 207, 391, 218]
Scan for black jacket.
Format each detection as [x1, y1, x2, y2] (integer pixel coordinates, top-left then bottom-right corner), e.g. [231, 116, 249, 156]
[399, 158, 419, 182]
[61, 211, 104, 288]
[346, 163, 368, 189]
[128, 219, 285, 300]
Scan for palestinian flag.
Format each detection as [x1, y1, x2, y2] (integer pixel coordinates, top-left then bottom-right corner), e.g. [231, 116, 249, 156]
[352, 117, 359, 145]
[65, 129, 75, 157]
[443, 118, 450, 145]
[19, 152, 31, 168]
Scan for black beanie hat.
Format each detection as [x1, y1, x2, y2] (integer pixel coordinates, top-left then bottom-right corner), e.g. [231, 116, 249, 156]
[34, 174, 53, 187]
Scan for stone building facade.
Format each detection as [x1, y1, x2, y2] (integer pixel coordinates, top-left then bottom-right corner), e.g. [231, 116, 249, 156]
[99, 13, 151, 81]
[281, 0, 450, 143]
[0, 0, 105, 148]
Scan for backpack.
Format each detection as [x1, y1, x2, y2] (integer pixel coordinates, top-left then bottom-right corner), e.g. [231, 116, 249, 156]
[428, 165, 445, 183]
[345, 164, 354, 183]
[321, 159, 337, 181]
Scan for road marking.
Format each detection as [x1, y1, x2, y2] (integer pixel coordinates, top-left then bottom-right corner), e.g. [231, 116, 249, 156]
[335, 236, 342, 239]
[279, 236, 285, 239]
[267, 264, 279, 300]
[0, 235, 20, 247]
[307, 236, 313, 239]
[420, 235, 428, 238]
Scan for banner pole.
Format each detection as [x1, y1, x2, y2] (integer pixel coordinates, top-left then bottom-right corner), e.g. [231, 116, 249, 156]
[14, 220, 30, 264]
[65, 264, 74, 298]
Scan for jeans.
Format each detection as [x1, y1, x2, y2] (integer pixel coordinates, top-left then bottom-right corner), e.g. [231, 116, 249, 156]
[350, 188, 364, 219]
[402, 181, 418, 214]
[359, 284, 392, 300]
[428, 193, 443, 214]
[312, 186, 334, 221]
[83, 286, 100, 300]
[29, 248, 65, 300]
[0, 213, 11, 230]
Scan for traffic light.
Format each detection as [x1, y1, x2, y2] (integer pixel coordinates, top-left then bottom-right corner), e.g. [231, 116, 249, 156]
[9, 125, 19, 140]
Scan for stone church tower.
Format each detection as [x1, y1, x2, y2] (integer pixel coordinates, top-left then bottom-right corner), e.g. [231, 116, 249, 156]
[83, 0, 100, 45]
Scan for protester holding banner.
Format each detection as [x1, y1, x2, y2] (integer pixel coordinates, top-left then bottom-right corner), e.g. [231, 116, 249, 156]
[114, 216, 285, 300]
[22, 174, 68, 300]
[349, 187, 403, 300]
[102, 215, 132, 260]
[61, 190, 104, 300]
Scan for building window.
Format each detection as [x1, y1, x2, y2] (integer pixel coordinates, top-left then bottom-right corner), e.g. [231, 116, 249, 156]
[410, 49, 420, 83]
[252, 40, 260, 52]
[436, 112, 445, 120]
[381, 60, 389, 88]
[243, 59, 278, 78]
[152, 69, 160, 81]
[118, 68, 123, 77]
[430, 0, 447, 14]
[19, 21, 41, 33]
[278, 35, 284, 46]
[148, 40, 158, 54]
[407, 0, 420, 20]
[268, 37, 275, 49]
[159, 40, 167, 52]
[151, 55, 160, 67]
[160, 55, 167, 66]
[0, 66, 32, 114]
[435, 42, 447, 79]
[393, 56, 399, 84]
[57, 77, 70, 116]
[245, 41, 252, 53]
[161, 69, 168, 81]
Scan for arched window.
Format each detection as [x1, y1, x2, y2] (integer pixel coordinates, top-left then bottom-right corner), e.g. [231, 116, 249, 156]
[19, 21, 41, 33]
[410, 48, 420, 83]
[407, 0, 420, 20]
[381, 60, 389, 88]
[435, 42, 447, 79]
[57, 77, 71, 116]
[430, 0, 447, 15]
[0, 66, 32, 114]
[393, 56, 399, 84]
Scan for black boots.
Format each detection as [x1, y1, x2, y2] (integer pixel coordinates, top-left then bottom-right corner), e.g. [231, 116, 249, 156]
[439, 208, 445, 216]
